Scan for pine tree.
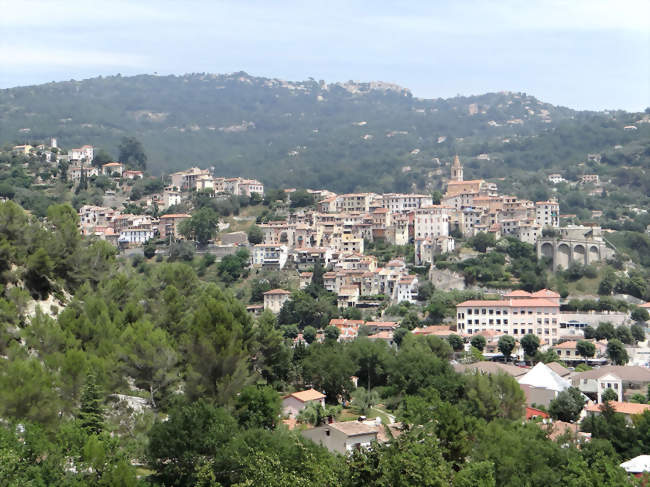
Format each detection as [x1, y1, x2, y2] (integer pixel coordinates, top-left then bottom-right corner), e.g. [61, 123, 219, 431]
[79, 373, 104, 434]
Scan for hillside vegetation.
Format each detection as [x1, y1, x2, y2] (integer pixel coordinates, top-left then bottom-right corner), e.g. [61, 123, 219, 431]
[1, 73, 649, 193]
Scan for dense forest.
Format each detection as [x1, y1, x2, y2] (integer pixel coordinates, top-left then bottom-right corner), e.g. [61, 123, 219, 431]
[1, 73, 649, 193]
[1, 199, 648, 486]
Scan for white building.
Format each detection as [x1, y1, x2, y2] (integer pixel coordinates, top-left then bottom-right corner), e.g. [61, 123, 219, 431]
[535, 201, 559, 228]
[302, 421, 380, 455]
[548, 174, 566, 184]
[252, 244, 289, 269]
[456, 290, 561, 343]
[382, 193, 433, 213]
[118, 228, 154, 245]
[395, 275, 418, 304]
[68, 145, 94, 162]
[414, 205, 451, 240]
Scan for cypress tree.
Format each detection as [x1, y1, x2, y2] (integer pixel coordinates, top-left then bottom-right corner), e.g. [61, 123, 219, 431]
[79, 373, 104, 434]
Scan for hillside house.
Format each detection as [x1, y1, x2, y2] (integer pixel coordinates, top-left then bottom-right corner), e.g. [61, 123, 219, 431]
[263, 289, 291, 314]
[282, 388, 325, 418]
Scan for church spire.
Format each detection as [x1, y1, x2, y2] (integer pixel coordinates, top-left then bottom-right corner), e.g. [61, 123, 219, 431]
[451, 154, 463, 182]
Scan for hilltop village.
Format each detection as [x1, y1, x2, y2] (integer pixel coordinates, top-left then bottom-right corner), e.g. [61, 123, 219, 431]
[2, 137, 650, 482]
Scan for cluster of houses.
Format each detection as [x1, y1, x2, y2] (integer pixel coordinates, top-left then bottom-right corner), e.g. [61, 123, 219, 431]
[253, 156, 564, 273]
[78, 204, 192, 245]
[169, 167, 264, 197]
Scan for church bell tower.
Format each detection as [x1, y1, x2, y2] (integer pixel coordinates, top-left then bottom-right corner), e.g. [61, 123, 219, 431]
[451, 155, 463, 182]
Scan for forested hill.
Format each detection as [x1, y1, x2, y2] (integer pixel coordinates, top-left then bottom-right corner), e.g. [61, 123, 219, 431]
[1, 72, 648, 192]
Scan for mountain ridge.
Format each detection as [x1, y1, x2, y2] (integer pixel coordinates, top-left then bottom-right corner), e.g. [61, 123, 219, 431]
[0, 72, 647, 193]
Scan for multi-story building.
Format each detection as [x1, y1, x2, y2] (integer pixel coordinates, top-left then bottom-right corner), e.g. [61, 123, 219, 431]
[251, 244, 289, 269]
[170, 167, 211, 190]
[535, 201, 559, 228]
[68, 145, 94, 162]
[336, 193, 373, 213]
[382, 193, 433, 213]
[101, 162, 124, 177]
[263, 289, 291, 314]
[118, 228, 154, 245]
[158, 214, 191, 240]
[414, 205, 451, 239]
[456, 289, 561, 343]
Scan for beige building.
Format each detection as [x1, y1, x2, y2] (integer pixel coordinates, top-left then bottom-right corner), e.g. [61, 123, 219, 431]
[101, 162, 124, 177]
[158, 214, 191, 239]
[456, 289, 561, 343]
[263, 288, 291, 313]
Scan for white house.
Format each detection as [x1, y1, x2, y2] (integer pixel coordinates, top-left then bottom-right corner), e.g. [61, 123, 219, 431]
[301, 421, 380, 455]
[282, 388, 325, 418]
[118, 228, 154, 245]
[68, 145, 94, 162]
[395, 275, 418, 304]
[252, 244, 289, 269]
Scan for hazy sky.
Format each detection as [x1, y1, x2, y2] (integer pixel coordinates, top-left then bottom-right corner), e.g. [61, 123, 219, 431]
[1, 0, 648, 111]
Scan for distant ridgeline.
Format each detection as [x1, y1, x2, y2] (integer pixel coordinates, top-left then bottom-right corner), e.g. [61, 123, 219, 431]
[0, 72, 648, 193]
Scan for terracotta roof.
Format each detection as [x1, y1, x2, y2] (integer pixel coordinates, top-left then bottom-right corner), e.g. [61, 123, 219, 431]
[457, 300, 510, 307]
[526, 407, 549, 420]
[531, 289, 561, 298]
[286, 388, 326, 403]
[554, 341, 578, 349]
[368, 331, 394, 340]
[508, 298, 558, 307]
[640, 302, 650, 309]
[505, 290, 532, 297]
[160, 213, 191, 218]
[413, 325, 452, 335]
[586, 401, 650, 415]
[264, 289, 291, 295]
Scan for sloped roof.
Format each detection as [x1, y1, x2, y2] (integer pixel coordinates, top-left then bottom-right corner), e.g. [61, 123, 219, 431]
[621, 455, 650, 473]
[286, 388, 325, 403]
[546, 362, 571, 377]
[531, 289, 561, 298]
[518, 362, 572, 392]
[573, 366, 650, 382]
[264, 289, 291, 295]
[586, 401, 650, 415]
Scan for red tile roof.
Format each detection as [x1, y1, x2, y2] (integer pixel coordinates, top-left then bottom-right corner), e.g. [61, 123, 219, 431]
[586, 401, 650, 415]
[264, 289, 291, 295]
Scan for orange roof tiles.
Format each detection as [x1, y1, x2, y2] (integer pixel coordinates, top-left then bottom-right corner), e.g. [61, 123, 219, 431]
[264, 289, 291, 295]
[458, 300, 510, 307]
[586, 402, 650, 415]
[285, 388, 325, 403]
[553, 341, 578, 349]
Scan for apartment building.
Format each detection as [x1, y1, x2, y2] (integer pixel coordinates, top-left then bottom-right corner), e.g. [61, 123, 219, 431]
[456, 290, 561, 342]
[414, 205, 451, 239]
[382, 193, 433, 213]
[535, 201, 559, 228]
[251, 244, 289, 269]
